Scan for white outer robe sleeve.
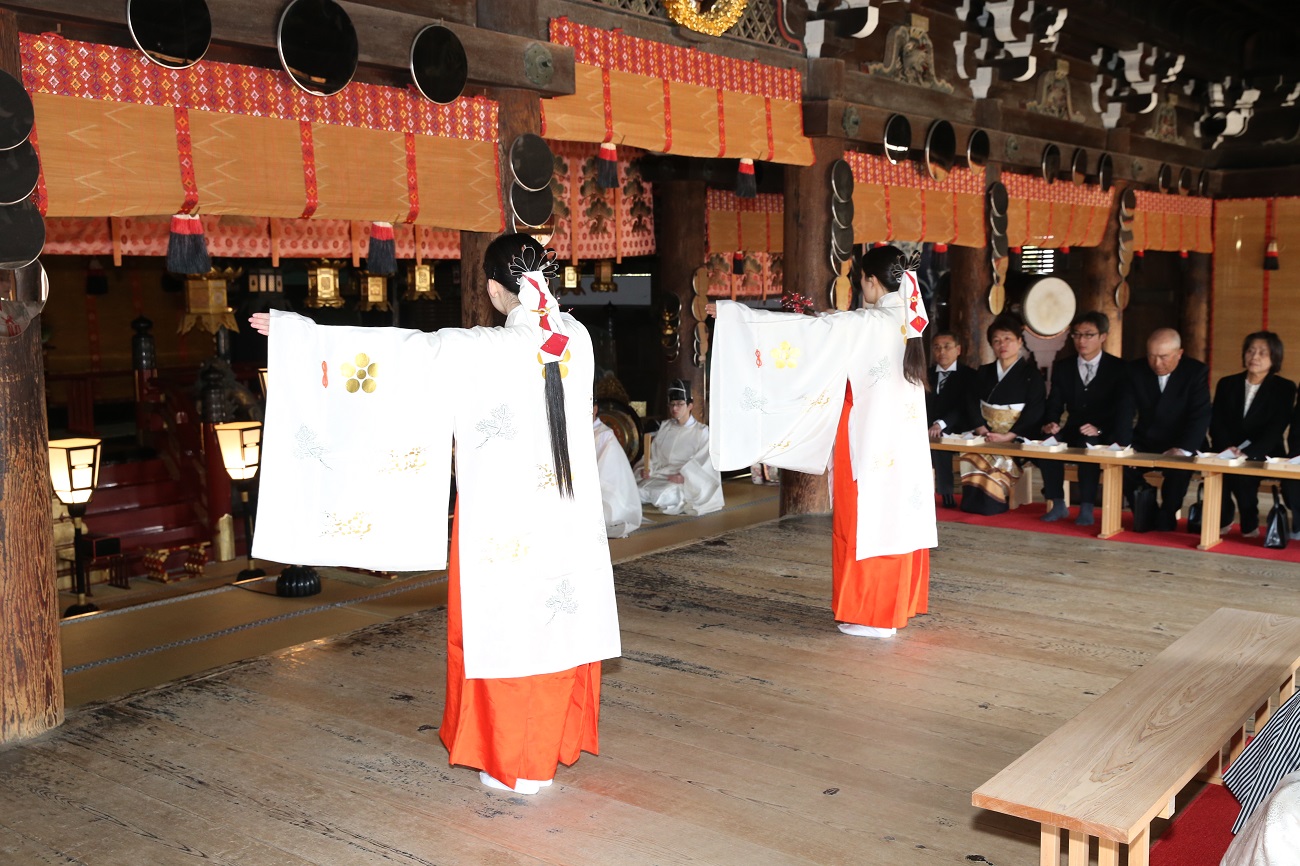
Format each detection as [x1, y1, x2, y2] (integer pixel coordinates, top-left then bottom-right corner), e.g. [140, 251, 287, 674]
[594, 419, 642, 537]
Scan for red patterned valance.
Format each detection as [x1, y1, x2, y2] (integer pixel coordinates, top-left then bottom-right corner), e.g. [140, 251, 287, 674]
[542, 18, 812, 166]
[846, 152, 987, 248]
[20, 34, 501, 232]
[548, 141, 655, 262]
[43, 216, 462, 260]
[998, 173, 1113, 250]
[1131, 190, 1213, 253]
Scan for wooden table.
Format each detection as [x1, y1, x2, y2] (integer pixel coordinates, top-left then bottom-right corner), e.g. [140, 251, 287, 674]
[972, 608, 1300, 866]
[931, 441, 1300, 551]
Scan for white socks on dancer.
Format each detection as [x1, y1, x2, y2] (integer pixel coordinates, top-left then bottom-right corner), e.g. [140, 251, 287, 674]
[837, 623, 896, 638]
[479, 771, 553, 795]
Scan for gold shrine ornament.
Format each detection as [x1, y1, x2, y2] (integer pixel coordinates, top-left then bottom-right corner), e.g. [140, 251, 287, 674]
[665, 0, 750, 36]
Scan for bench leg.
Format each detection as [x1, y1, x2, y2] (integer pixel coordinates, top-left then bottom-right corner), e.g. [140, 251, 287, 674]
[1067, 830, 1088, 864]
[1098, 838, 1120, 866]
[1099, 464, 1124, 539]
[1128, 826, 1150, 866]
[1040, 824, 1060, 866]
[1198, 472, 1224, 550]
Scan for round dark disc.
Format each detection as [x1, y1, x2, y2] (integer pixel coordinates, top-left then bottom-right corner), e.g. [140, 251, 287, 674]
[1177, 167, 1193, 196]
[987, 181, 1009, 217]
[883, 114, 911, 164]
[0, 199, 45, 269]
[831, 222, 853, 256]
[128, 0, 212, 70]
[831, 159, 854, 202]
[509, 133, 554, 192]
[410, 24, 468, 105]
[1041, 143, 1061, 185]
[831, 195, 854, 228]
[1121, 187, 1138, 214]
[277, 0, 359, 97]
[967, 128, 990, 168]
[924, 120, 956, 182]
[0, 139, 39, 205]
[990, 233, 1009, 260]
[1197, 170, 1211, 196]
[511, 182, 553, 228]
[0, 69, 34, 151]
[989, 210, 1009, 236]
[1097, 153, 1114, 192]
[1071, 148, 1088, 185]
[1157, 163, 1173, 193]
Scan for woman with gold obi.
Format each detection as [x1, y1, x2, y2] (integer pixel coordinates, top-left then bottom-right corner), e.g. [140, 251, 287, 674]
[959, 313, 1046, 514]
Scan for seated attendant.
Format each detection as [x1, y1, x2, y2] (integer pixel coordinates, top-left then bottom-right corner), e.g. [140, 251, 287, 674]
[1039, 311, 1132, 526]
[637, 379, 724, 516]
[926, 330, 978, 508]
[1210, 331, 1296, 537]
[593, 405, 643, 538]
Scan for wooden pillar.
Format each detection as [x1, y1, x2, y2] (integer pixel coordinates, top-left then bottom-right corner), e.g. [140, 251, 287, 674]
[0, 8, 62, 743]
[460, 89, 541, 328]
[1181, 252, 1211, 362]
[948, 245, 995, 365]
[778, 137, 843, 515]
[652, 180, 708, 420]
[1079, 180, 1126, 357]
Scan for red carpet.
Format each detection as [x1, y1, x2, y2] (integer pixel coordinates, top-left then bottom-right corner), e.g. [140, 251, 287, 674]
[1150, 783, 1239, 866]
[936, 499, 1300, 563]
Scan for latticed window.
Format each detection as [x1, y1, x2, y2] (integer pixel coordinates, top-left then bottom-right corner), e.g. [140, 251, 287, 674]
[585, 0, 792, 50]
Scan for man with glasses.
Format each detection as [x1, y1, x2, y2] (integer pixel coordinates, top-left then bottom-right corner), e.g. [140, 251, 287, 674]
[1038, 311, 1132, 525]
[637, 379, 725, 516]
[926, 330, 978, 507]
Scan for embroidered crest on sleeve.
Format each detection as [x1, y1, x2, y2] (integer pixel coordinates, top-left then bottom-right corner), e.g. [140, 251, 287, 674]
[770, 341, 801, 369]
[322, 511, 372, 538]
[341, 353, 378, 394]
[546, 579, 579, 623]
[475, 405, 517, 448]
[293, 425, 331, 468]
[866, 356, 890, 387]
[740, 386, 770, 413]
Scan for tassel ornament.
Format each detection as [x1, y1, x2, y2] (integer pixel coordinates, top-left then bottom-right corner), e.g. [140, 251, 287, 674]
[596, 142, 619, 189]
[736, 158, 757, 198]
[367, 222, 397, 276]
[166, 214, 211, 275]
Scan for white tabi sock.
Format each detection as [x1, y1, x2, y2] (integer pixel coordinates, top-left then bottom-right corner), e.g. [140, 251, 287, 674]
[479, 771, 543, 795]
[837, 623, 897, 638]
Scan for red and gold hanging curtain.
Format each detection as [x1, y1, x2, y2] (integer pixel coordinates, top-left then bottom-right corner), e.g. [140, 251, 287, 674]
[548, 141, 655, 261]
[845, 152, 986, 248]
[1000, 174, 1112, 249]
[543, 18, 812, 166]
[21, 33, 501, 232]
[702, 190, 783, 299]
[1131, 190, 1213, 254]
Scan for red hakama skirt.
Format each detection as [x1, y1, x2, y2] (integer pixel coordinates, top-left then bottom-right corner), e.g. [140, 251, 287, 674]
[830, 384, 930, 629]
[439, 508, 602, 789]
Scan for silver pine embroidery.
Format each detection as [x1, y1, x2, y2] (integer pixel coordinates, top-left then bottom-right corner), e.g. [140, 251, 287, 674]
[740, 387, 770, 413]
[546, 579, 579, 623]
[293, 425, 331, 468]
[475, 404, 517, 448]
[866, 356, 890, 387]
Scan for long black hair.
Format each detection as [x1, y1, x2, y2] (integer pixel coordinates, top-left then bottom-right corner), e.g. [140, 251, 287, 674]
[856, 245, 929, 389]
[482, 233, 573, 498]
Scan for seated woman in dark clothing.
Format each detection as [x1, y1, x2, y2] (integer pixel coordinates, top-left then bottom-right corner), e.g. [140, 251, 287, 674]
[1210, 331, 1297, 537]
[959, 313, 1047, 514]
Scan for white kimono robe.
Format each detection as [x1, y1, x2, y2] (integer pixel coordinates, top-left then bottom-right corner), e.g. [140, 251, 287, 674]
[594, 418, 642, 537]
[709, 296, 937, 559]
[254, 309, 621, 680]
[637, 415, 725, 516]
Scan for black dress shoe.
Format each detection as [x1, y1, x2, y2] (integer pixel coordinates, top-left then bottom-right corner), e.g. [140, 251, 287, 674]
[941, 494, 956, 509]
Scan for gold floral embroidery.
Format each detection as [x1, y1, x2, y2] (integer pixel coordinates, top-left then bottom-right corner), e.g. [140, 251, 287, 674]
[384, 447, 427, 474]
[767, 440, 792, 452]
[805, 390, 830, 412]
[537, 348, 572, 379]
[770, 341, 800, 369]
[322, 511, 373, 538]
[483, 537, 529, 564]
[341, 352, 379, 394]
[537, 463, 558, 490]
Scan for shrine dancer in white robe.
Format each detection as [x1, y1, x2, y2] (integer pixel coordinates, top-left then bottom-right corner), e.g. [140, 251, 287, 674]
[594, 405, 642, 537]
[636, 379, 725, 516]
[707, 246, 937, 638]
[249, 235, 620, 797]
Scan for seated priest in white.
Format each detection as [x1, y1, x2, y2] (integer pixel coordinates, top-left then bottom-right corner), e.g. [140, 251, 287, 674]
[594, 404, 642, 537]
[637, 379, 725, 516]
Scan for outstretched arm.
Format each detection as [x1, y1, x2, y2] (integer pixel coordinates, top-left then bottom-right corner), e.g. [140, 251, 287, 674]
[249, 312, 271, 335]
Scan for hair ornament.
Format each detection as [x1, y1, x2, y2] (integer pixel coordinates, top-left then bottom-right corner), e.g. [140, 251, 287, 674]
[508, 244, 559, 285]
[887, 250, 923, 285]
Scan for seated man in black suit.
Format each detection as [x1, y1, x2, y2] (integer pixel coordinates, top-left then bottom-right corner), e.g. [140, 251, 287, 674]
[1039, 311, 1132, 526]
[926, 330, 979, 508]
[1125, 327, 1213, 531]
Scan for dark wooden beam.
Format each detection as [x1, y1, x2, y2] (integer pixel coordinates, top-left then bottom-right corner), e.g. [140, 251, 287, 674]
[0, 0, 576, 96]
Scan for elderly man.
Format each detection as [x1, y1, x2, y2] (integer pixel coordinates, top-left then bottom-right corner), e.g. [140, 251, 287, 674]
[1125, 327, 1212, 531]
[637, 379, 724, 516]
[925, 330, 978, 508]
[1039, 311, 1132, 525]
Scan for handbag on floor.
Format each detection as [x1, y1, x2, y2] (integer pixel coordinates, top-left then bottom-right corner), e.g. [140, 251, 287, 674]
[1264, 485, 1289, 549]
[1186, 482, 1203, 534]
[1131, 484, 1158, 533]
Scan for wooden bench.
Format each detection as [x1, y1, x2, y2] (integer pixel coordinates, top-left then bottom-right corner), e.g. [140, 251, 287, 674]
[972, 608, 1300, 865]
